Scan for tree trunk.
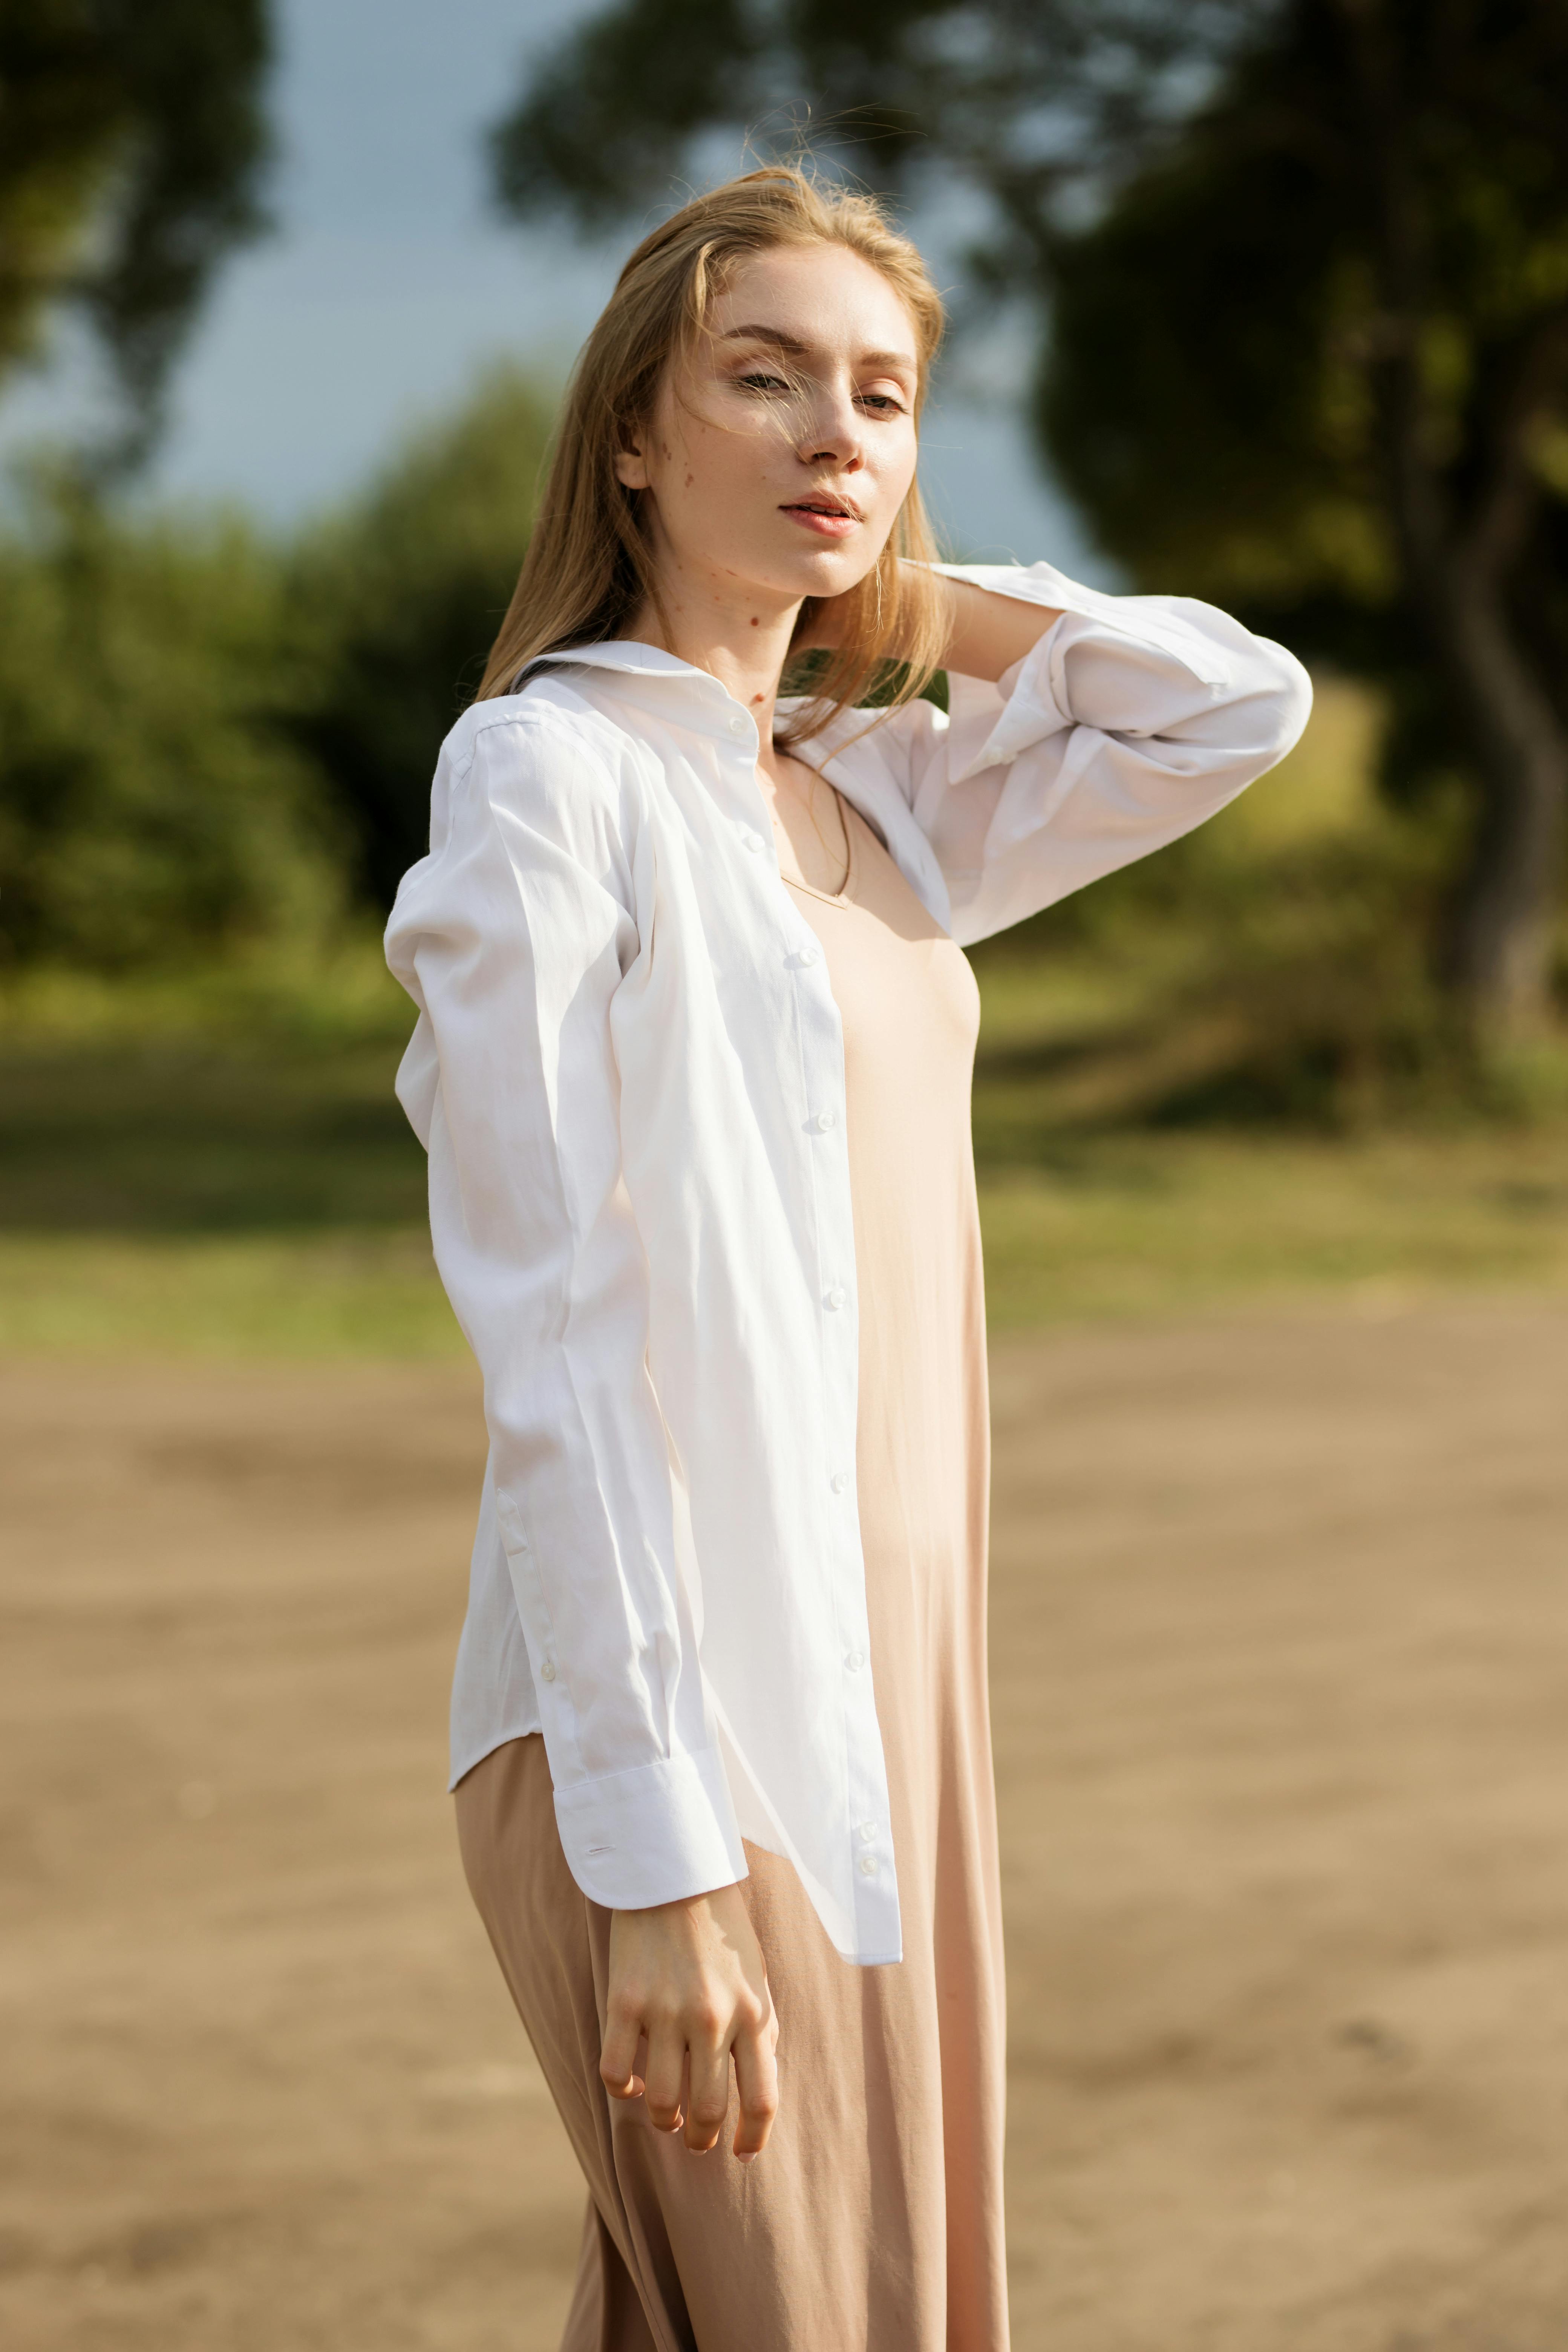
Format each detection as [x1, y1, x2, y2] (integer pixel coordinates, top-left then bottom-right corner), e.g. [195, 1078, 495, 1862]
[1424, 579, 1568, 1032]
[1340, 0, 1568, 1033]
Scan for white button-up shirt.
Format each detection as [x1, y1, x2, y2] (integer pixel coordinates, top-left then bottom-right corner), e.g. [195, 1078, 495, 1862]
[384, 560, 1311, 1963]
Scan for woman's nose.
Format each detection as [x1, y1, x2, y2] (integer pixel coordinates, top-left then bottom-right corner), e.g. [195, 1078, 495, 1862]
[795, 382, 863, 467]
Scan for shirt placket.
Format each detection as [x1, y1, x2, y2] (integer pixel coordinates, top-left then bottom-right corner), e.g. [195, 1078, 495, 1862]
[719, 708, 902, 1962]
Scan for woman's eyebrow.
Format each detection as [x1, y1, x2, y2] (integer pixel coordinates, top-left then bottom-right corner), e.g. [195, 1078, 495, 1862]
[718, 325, 917, 373]
[718, 325, 811, 352]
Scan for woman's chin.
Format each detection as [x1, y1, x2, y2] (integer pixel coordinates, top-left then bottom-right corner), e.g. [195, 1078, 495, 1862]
[680, 534, 880, 611]
[772, 548, 879, 605]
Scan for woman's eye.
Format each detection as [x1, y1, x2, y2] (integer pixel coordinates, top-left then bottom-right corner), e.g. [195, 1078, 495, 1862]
[858, 392, 906, 416]
[737, 371, 791, 395]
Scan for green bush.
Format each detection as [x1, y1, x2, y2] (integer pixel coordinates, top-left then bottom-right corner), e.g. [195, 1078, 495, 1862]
[288, 366, 555, 909]
[966, 676, 1523, 1132]
[0, 471, 339, 969]
[0, 367, 556, 969]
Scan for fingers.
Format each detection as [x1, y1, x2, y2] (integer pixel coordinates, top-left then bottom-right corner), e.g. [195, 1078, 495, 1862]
[599, 2002, 645, 2103]
[602, 1889, 779, 2160]
[730, 1993, 780, 2161]
[603, 2003, 764, 2159]
[641, 2020, 687, 2136]
[684, 2024, 732, 2154]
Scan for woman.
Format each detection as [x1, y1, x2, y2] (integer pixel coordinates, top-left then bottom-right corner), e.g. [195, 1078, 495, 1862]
[386, 166, 1310, 2350]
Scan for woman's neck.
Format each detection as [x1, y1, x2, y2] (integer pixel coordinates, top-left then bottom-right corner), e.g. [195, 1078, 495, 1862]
[625, 566, 802, 745]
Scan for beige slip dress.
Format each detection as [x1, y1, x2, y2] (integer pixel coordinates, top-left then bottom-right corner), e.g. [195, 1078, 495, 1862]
[455, 791, 1009, 2350]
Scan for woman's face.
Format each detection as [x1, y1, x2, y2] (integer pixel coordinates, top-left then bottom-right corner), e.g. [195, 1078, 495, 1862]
[614, 242, 923, 616]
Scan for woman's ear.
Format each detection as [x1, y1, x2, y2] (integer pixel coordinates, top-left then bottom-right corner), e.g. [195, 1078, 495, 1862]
[614, 439, 650, 490]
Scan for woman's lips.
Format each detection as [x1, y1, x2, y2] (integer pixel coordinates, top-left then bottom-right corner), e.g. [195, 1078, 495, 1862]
[780, 502, 859, 538]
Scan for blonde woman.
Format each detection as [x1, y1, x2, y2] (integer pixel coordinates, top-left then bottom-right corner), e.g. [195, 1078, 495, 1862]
[386, 166, 1310, 2350]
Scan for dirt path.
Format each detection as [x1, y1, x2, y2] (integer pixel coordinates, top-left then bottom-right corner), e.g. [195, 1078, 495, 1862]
[3, 1307, 1566, 2349]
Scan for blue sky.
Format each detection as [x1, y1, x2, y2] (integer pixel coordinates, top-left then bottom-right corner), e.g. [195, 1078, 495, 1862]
[3, 0, 1108, 575]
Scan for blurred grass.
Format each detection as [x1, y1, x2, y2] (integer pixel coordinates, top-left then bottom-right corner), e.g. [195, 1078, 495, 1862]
[5, 1135, 1565, 1355]
[3, 678, 1566, 1357]
[0, 1232, 460, 1357]
[978, 1132, 1568, 1331]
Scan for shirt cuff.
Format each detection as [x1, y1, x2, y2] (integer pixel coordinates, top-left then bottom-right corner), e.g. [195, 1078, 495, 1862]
[552, 1745, 748, 1911]
[944, 623, 1072, 784]
[931, 558, 1233, 688]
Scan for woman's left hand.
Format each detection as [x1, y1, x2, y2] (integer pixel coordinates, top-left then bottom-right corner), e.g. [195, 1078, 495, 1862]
[601, 1882, 781, 2161]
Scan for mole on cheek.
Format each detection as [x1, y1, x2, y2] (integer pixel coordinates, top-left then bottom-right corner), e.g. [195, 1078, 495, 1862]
[749, 617, 760, 628]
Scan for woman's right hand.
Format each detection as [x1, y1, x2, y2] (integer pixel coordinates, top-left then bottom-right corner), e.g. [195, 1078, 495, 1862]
[601, 1883, 779, 2161]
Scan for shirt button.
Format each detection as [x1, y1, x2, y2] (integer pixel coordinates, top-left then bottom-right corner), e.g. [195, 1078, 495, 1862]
[742, 830, 767, 854]
[858, 1854, 878, 1877]
[858, 1821, 877, 1844]
[540, 1658, 557, 1683]
[845, 1649, 865, 1672]
[823, 1285, 846, 1311]
[812, 1110, 836, 1133]
[792, 944, 819, 968]
[830, 1472, 850, 1494]
[729, 714, 749, 737]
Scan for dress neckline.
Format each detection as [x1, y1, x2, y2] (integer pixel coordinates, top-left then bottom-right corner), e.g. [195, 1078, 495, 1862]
[778, 784, 859, 908]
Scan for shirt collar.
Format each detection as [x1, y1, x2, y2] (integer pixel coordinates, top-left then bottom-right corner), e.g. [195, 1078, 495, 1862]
[518, 639, 731, 697]
[518, 638, 903, 764]
[517, 639, 774, 746]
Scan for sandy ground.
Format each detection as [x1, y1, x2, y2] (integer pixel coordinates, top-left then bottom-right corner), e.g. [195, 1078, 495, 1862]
[3, 1305, 1567, 2351]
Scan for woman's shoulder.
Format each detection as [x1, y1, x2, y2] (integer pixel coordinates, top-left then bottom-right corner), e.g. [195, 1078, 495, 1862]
[403, 680, 658, 896]
[441, 675, 644, 790]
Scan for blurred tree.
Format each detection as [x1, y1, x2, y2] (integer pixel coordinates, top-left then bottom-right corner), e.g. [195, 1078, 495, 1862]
[1044, 5, 1568, 1034]
[0, 0, 273, 464]
[289, 368, 556, 910]
[0, 475, 337, 968]
[492, 0, 1568, 1034]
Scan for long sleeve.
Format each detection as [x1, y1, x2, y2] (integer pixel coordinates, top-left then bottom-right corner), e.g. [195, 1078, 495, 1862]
[816, 559, 1313, 946]
[384, 708, 746, 1909]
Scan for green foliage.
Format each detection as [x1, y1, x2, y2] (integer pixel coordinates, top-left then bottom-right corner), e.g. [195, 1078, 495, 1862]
[0, 472, 339, 969]
[967, 676, 1503, 1132]
[1040, 160, 1389, 613]
[1039, 2, 1568, 1019]
[488, 0, 1250, 239]
[0, 0, 273, 461]
[288, 366, 555, 909]
[1040, 4, 1568, 668]
[0, 367, 556, 971]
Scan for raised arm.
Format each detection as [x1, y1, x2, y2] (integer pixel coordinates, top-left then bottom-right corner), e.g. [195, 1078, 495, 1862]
[803, 559, 1313, 946]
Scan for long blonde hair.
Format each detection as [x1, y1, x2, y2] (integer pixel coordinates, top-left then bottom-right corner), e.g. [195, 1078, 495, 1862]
[476, 165, 948, 739]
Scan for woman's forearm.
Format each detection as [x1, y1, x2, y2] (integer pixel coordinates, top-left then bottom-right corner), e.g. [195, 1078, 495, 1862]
[931, 570, 1064, 682]
[799, 564, 1063, 679]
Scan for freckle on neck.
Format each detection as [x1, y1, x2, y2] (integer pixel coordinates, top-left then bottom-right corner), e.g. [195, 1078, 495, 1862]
[749, 617, 760, 628]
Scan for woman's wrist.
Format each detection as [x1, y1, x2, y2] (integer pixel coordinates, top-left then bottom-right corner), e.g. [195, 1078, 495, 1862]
[923, 567, 1064, 683]
[794, 561, 1062, 682]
